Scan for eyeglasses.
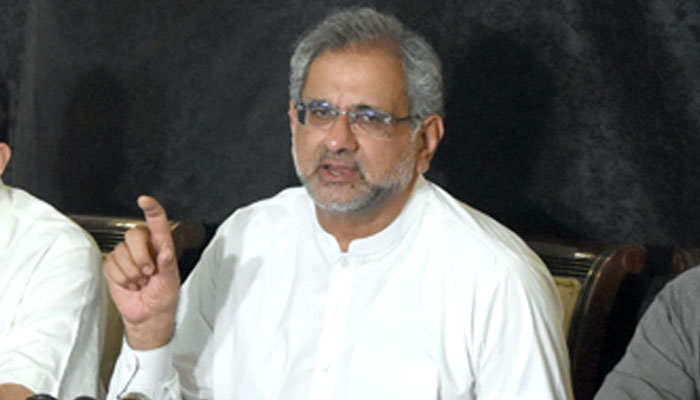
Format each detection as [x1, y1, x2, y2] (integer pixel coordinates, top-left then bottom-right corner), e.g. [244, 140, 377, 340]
[294, 100, 414, 138]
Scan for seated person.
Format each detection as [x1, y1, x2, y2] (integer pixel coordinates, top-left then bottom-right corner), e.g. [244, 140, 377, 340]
[595, 265, 700, 399]
[105, 7, 572, 399]
[0, 84, 105, 399]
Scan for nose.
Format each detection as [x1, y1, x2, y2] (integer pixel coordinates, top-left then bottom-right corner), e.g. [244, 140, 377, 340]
[324, 112, 358, 153]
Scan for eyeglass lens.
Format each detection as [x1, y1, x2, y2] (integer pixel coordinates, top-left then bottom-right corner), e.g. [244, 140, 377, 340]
[298, 102, 393, 137]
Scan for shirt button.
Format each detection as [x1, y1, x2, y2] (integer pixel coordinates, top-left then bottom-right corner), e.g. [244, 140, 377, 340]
[338, 257, 349, 268]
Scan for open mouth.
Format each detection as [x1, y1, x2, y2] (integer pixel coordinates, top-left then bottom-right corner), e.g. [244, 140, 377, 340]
[326, 164, 346, 176]
[322, 162, 358, 178]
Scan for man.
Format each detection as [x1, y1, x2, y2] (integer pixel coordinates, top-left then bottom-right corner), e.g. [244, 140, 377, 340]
[0, 83, 105, 399]
[105, 7, 572, 399]
[595, 266, 700, 399]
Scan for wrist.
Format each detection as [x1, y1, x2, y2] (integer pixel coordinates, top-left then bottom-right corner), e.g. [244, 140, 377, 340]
[123, 316, 175, 350]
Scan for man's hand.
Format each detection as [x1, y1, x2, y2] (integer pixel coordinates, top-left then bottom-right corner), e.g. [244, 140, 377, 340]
[103, 196, 180, 350]
[0, 383, 33, 400]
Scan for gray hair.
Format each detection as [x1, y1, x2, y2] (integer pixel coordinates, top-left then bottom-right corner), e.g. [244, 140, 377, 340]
[289, 7, 443, 132]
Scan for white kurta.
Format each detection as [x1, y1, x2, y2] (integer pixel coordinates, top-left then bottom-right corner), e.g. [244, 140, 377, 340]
[109, 177, 572, 399]
[0, 180, 105, 398]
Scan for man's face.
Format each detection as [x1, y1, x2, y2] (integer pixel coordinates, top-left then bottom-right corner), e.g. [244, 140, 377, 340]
[289, 45, 419, 214]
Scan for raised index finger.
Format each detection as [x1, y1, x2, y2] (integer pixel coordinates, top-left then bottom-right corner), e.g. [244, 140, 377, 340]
[137, 195, 175, 263]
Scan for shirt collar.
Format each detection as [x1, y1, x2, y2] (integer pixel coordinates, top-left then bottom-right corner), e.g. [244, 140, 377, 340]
[312, 175, 429, 262]
[0, 179, 11, 237]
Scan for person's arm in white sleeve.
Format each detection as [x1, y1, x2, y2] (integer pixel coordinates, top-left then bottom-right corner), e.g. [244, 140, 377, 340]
[472, 255, 573, 399]
[0, 236, 103, 399]
[104, 196, 182, 399]
[108, 341, 180, 400]
[107, 195, 225, 399]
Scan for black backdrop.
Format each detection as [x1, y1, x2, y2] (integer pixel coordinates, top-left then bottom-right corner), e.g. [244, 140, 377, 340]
[1, 0, 699, 392]
[2, 0, 700, 247]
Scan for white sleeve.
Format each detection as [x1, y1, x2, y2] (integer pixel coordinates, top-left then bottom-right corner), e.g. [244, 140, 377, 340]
[107, 229, 226, 400]
[472, 256, 573, 400]
[0, 238, 104, 399]
[107, 341, 181, 400]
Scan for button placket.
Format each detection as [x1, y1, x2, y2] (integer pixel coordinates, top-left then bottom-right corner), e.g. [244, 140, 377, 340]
[309, 256, 355, 400]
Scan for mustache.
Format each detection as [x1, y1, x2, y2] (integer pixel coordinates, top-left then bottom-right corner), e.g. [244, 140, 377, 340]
[317, 148, 362, 170]
[315, 148, 367, 181]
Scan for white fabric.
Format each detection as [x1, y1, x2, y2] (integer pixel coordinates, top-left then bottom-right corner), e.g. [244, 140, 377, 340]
[0, 180, 105, 398]
[109, 177, 573, 399]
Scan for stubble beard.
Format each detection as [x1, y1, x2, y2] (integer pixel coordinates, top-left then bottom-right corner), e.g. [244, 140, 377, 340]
[292, 144, 416, 214]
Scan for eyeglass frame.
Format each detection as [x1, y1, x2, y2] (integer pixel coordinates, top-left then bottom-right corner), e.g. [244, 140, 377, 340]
[293, 100, 416, 138]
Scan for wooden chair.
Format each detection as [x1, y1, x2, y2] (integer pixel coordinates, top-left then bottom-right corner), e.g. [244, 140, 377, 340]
[69, 214, 208, 391]
[670, 246, 700, 278]
[526, 238, 646, 400]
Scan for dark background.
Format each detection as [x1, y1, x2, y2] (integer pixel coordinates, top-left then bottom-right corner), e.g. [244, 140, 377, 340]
[1, 0, 699, 395]
[2, 0, 699, 248]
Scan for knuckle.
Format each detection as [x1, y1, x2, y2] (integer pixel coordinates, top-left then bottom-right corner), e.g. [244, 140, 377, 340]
[104, 261, 127, 286]
[123, 266, 142, 281]
[113, 241, 127, 254]
[125, 226, 148, 242]
[110, 243, 129, 262]
[107, 243, 143, 281]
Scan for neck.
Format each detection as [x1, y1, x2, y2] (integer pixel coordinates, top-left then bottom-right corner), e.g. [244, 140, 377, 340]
[316, 178, 417, 252]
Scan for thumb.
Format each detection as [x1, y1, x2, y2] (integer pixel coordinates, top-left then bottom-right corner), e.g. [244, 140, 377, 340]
[137, 195, 176, 271]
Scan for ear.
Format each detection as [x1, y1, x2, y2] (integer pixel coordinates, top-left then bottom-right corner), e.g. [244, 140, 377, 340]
[0, 142, 11, 177]
[414, 115, 444, 175]
[288, 100, 298, 137]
